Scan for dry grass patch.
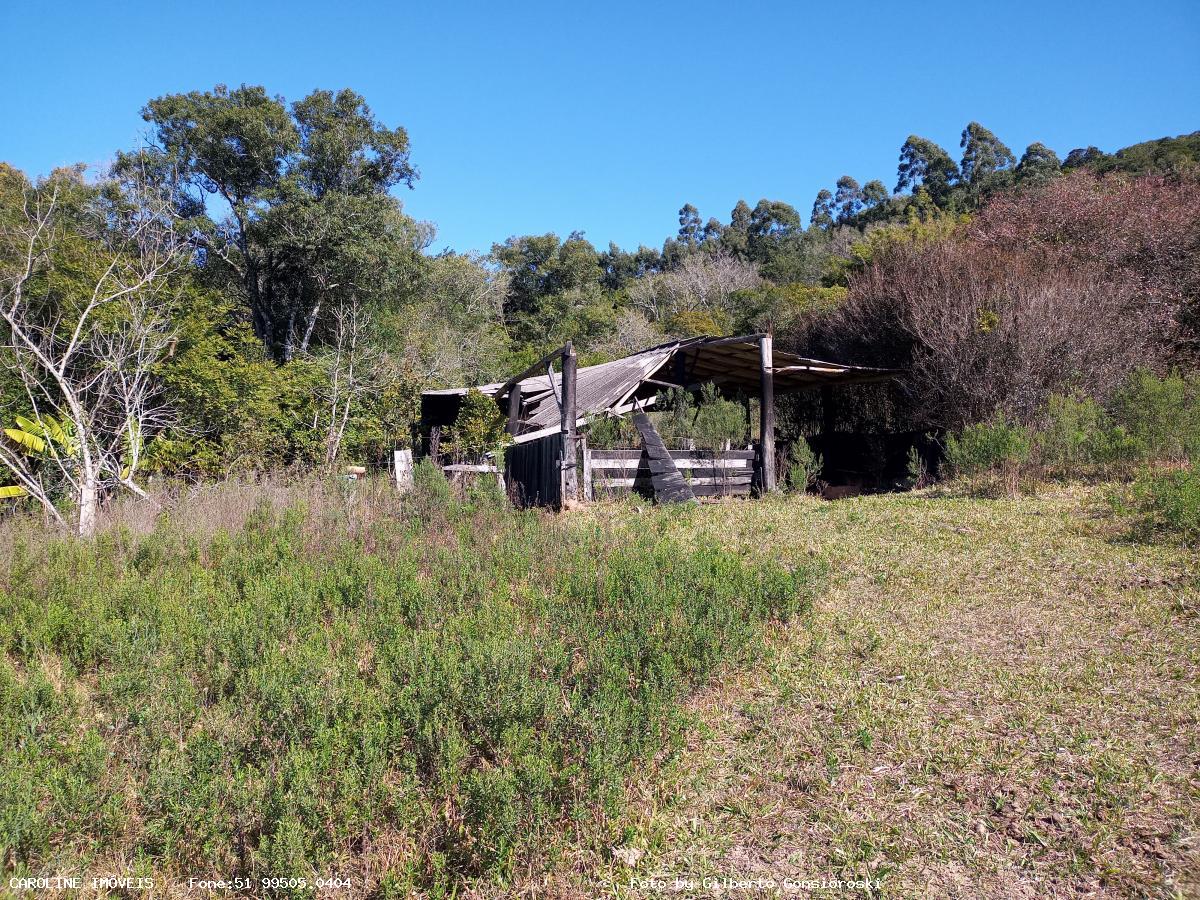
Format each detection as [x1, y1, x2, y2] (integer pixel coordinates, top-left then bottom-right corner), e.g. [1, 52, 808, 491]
[574, 487, 1199, 899]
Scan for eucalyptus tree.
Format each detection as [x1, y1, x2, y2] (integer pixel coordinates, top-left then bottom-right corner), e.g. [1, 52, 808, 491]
[959, 122, 1016, 199]
[1016, 142, 1062, 184]
[895, 135, 959, 200]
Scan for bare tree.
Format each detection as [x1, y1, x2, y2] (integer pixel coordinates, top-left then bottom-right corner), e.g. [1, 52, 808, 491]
[320, 301, 379, 470]
[405, 253, 509, 384]
[628, 249, 760, 323]
[0, 175, 184, 534]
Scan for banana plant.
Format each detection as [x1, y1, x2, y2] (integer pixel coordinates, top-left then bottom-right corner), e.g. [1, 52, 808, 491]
[1, 414, 79, 500]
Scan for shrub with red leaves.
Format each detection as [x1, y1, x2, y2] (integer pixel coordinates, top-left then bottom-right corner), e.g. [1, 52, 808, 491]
[821, 172, 1200, 430]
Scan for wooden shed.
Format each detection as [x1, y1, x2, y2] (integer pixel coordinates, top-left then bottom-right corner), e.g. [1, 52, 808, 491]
[419, 334, 895, 507]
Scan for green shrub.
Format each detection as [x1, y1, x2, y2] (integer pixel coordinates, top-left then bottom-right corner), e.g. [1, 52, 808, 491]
[584, 414, 637, 450]
[1108, 370, 1200, 463]
[0, 486, 818, 893]
[1116, 464, 1200, 542]
[1035, 394, 1143, 479]
[786, 440, 823, 493]
[443, 389, 510, 462]
[945, 412, 1032, 496]
[658, 384, 746, 451]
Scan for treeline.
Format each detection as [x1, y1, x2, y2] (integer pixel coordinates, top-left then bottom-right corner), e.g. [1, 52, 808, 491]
[1, 81, 1198, 531]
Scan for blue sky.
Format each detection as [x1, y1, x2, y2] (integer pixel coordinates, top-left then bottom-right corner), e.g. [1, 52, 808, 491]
[2, 0, 1197, 254]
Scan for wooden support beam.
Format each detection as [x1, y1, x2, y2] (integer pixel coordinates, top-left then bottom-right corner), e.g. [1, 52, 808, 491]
[494, 343, 568, 402]
[507, 383, 522, 435]
[428, 425, 442, 462]
[560, 341, 578, 505]
[760, 334, 776, 492]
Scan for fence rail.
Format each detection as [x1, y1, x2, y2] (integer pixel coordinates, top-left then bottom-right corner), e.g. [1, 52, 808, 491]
[588, 447, 755, 499]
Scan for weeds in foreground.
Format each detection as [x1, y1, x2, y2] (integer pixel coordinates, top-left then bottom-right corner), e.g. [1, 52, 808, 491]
[0, 473, 816, 895]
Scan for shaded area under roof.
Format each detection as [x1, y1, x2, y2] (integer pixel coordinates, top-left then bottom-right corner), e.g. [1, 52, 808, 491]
[421, 334, 897, 433]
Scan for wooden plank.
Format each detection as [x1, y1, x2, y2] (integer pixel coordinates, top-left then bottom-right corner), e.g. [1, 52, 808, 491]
[444, 463, 500, 473]
[594, 468, 753, 480]
[589, 458, 752, 471]
[596, 475, 752, 488]
[581, 437, 592, 502]
[507, 383, 522, 435]
[588, 449, 755, 461]
[593, 481, 750, 497]
[632, 410, 696, 504]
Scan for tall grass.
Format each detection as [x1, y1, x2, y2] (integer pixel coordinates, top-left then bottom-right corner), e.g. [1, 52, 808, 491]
[0, 470, 816, 895]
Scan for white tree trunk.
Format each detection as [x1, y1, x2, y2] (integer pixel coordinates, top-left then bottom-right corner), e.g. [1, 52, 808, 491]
[78, 473, 98, 536]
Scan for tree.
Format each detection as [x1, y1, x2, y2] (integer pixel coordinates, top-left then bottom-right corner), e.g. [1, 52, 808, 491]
[895, 135, 959, 199]
[1063, 146, 1106, 169]
[131, 84, 422, 362]
[861, 179, 890, 208]
[1015, 142, 1061, 184]
[398, 252, 510, 385]
[320, 302, 379, 469]
[677, 203, 702, 246]
[701, 217, 724, 243]
[720, 199, 754, 256]
[834, 175, 863, 223]
[959, 122, 1016, 193]
[747, 199, 802, 263]
[0, 169, 186, 534]
[628, 249, 759, 324]
[810, 189, 835, 229]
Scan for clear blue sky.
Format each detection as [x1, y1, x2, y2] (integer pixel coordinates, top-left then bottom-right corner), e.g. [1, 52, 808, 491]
[2, 0, 1197, 255]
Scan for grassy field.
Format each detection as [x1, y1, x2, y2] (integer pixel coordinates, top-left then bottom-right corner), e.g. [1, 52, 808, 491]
[0, 474, 813, 898]
[573, 487, 1199, 899]
[1, 478, 1196, 898]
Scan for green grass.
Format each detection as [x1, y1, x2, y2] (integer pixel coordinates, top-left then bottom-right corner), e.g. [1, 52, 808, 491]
[0, 477, 815, 896]
[3, 478, 1196, 898]
[580, 486, 1200, 899]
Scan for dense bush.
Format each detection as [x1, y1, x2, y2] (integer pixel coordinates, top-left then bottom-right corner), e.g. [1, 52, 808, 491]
[0, 480, 816, 893]
[944, 412, 1032, 496]
[942, 372, 1200, 493]
[812, 173, 1200, 434]
[1114, 465, 1200, 542]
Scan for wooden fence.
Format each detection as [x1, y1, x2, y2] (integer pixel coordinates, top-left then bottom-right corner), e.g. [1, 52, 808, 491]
[505, 432, 564, 507]
[587, 447, 756, 499]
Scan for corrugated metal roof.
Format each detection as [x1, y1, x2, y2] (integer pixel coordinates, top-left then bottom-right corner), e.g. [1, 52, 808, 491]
[421, 334, 897, 433]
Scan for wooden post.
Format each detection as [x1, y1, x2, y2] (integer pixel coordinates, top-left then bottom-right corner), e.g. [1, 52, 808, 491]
[393, 449, 414, 492]
[560, 341, 578, 505]
[428, 425, 442, 462]
[760, 334, 776, 492]
[580, 436, 592, 501]
[507, 383, 522, 435]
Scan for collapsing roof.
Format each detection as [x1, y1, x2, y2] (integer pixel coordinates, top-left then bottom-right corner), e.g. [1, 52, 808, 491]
[421, 333, 895, 438]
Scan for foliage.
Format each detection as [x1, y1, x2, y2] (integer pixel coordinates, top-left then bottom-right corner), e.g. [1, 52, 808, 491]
[1107, 369, 1200, 463]
[1034, 394, 1140, 479]
[442, 389, 510, 461]
[1114, 464, 1200, 542]
[0, 484, 815, 892]
[1075, 130, 1200, 177]
[656, 384, 746, 452]
[129, 83, 425, 363]
[944, 412, 1032, 496]
[785, 439, 823, 493]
